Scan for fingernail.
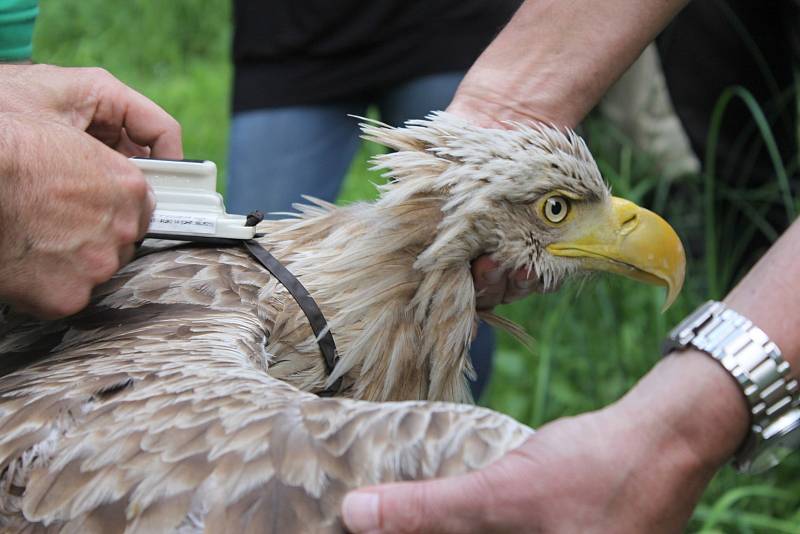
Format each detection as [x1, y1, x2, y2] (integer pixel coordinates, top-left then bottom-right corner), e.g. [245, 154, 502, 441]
[483, 268, 503, 284]
[342, 492, 380, 532]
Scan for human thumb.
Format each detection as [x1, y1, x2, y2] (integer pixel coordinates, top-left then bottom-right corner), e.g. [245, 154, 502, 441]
[341, 472, 489, 533]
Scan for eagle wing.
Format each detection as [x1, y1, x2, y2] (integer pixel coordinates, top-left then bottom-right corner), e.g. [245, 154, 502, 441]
[0, 245, 532, 533]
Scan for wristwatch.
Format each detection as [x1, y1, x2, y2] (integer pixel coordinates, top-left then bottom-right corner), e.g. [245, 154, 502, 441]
[663, 301, 800, 474]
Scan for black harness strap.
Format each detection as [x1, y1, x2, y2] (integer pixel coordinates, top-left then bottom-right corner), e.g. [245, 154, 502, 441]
[241, 212, 342, 395]
[242, 240, 337, 373]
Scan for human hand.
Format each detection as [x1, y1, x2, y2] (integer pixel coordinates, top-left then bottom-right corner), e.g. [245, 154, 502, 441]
[0, 114, 154, 318]
[472, 257, 545, 309]
[0, 63, 182, 158]
[342, 414, 706, 533]
[342, 353, 750, 533]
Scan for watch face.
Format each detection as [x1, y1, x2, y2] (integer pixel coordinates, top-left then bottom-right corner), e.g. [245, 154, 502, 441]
[747, 412, 800, 474]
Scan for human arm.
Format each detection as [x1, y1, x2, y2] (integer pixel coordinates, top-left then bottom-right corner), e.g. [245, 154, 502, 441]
[0, 63, 182, 158]
[457, 0, 689, 307]
[342, 219, 800, 533]
[0, 114, 154, 318]
[448, 0, 688, 129]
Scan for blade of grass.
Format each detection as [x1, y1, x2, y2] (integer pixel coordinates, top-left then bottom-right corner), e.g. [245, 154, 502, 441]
[698, 485, 798, 531]
[704, 85, 795, 297]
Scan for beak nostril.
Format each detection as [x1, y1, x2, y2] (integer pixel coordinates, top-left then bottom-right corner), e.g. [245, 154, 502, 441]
[620, 214, 638, 235]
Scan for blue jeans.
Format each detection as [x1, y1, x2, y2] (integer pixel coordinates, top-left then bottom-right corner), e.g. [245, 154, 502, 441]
[227, 71, 495, 399]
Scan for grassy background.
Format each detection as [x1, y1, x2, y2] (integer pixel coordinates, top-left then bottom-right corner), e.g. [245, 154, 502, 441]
[32, 1, 800, 531]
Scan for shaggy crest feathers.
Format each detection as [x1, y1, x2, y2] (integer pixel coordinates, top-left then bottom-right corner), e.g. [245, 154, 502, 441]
[362, 112, 605, 206]
[364, 113, 608, 280]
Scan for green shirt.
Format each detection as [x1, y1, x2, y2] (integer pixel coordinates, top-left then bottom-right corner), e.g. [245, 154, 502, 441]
[0, 0, 37, 61]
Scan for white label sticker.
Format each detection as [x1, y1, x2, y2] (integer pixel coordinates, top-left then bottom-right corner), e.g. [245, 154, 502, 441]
[149, 210, 217, 235]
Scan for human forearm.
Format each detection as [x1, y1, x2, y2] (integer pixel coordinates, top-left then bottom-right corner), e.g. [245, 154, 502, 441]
[448, 0, 689, 128]
[620, 351, 749, 480]
[619, 218, 800, 477]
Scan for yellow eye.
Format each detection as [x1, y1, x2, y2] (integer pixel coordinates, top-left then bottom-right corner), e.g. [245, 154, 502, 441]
[544, 196, 569, 223]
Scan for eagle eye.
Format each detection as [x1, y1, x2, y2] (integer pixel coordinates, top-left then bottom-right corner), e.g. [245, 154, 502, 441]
[543, 196, 569, 223]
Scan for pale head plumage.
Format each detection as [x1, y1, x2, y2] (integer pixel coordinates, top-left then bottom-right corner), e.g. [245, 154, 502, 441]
[364, 112, 610, 290]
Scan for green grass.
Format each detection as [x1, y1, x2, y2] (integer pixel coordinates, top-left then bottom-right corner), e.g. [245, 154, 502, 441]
[32, 1, 800, 531]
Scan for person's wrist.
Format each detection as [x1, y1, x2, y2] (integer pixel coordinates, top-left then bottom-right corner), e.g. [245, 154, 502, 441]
[617, 350, 750, 474]
[447, 86, 580, 130]
[447, 91, 548, 129]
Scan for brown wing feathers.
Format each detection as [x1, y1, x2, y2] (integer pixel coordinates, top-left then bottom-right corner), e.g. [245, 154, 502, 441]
[0, 245, 532, 532]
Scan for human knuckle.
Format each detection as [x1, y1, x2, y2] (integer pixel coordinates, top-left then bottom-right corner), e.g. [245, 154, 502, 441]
[121, 170, 149, 200]
[81, 247, 120, 282]
[168, 116, 182, 137]
[115, 217, 142, 244]
[85, 66, 113, 83]
[112, 165, 148, 202]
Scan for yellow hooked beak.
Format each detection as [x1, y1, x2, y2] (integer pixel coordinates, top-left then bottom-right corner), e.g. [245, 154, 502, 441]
[546, 197, 685, 310]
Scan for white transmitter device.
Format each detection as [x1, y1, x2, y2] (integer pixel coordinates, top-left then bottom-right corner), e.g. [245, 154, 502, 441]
[131, 158, 257, 241]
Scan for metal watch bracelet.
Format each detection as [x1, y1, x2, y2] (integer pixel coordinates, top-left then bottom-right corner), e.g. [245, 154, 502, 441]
[662, 301, 800, 472]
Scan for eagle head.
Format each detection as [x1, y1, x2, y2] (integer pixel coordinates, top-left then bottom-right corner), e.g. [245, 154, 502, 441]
[362, 112, 685, 309]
